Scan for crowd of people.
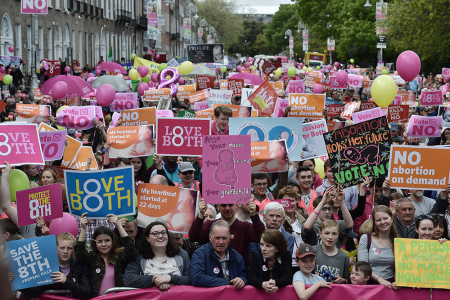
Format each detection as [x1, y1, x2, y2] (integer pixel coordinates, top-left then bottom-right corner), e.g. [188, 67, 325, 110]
[0, 57, 450, 300]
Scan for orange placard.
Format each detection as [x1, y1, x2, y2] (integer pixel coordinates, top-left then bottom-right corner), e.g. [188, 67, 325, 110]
[219, 80, 228, 90]
[189, 90, 210, 104]
[212, 104, 252, 118]
[195, 108, 213, 118]
[61, 136, 82, 168]
[107, 125, 154, 158]
[269, 81, 283, 94]
[288, 94, 325, 118]
[120, 107, 156, 128]
[16, 104, 51, 124]
[177, 85, 196, 99]
[38, 122, 56, 132]
[34, 88, 43, 97]
[251, 140, 288, 173]
[389, 146, 450, 190]
[304, 72, 323, 88]
[144, 88, 171, 101]
[61, 97, 80, 106]
[69, 146, 98, 170]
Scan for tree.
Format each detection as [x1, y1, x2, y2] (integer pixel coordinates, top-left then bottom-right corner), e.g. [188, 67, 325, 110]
[196, 0, 244, 53]
[387, 0, 450, 73]
[228, 20, 267, 57]
[252, 33, 269, 55]
[264, 4, 300, 55]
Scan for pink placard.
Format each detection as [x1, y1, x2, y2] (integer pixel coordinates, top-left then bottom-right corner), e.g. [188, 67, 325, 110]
[110, 100, 138, 111]
[21, 0, 48, 14]
[202, 135, 252, 204]
[156, 110, 174, 118]
[442, 68, 450, 76]
[442, 83, 449, 95]
[109, 112, 121, 128]
[352, 107, 386, 124]
[39, 130, 66, 161]
[286, 80, 305, 95]
[407, 115, 442, 137]
[56, 106, 96, 130]
[0, 124, 44, 168]
[195, 101, 209, 111]
[16, 183, 63, 227]
[274, 199, 292, 209]
[394, 96, 402, 105]
[420, 90, 443, 106]
[347, 74, 363, 88]
[329, 76, 347, 89]
[340, 102, 359, 120]
[95, 106, 103, 121]
[156, 118, 211, 156]
[273, 99, 289, 117]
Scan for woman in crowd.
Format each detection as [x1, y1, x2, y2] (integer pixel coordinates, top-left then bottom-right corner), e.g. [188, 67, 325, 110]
[357, 205, 397, 289]
[415, 214, 448, 243]
[123, 221, 191, 290]
[432, 214, 449, 241]
[75, 213, 136, 296]
[248, 229, 292, 294]
[130, 157, 149, 185]
[204, 204, 217, 222]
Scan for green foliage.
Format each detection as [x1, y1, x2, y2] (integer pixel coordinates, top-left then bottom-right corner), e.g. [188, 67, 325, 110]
[264, 5, 300, 54]
[228, 20, 268, 56]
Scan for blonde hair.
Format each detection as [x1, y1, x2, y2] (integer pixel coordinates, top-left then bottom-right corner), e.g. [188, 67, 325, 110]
[56, 232, 76, 246]
[359, 219, 373, 235]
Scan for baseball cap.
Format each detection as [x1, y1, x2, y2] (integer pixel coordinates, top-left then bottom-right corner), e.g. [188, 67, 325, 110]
[179, 162, 195, 173]
[348, 87, 355, 92]
[296, 243, 316, 259]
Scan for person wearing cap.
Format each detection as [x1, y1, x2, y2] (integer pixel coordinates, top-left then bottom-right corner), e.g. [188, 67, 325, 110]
[9, 65, 24, 87]
[174, 162, 202, 198]
[292, 243, 331, 300]
[342, 87, 355, 102]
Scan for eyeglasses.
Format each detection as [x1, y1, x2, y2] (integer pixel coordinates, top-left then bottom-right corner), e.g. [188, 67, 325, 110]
[149, 231, 167, 237]
[181, 170, 194, 175]
[417, 215, 434, 221]
[321, 207, 333, 212]
[253, 182, 268, 187]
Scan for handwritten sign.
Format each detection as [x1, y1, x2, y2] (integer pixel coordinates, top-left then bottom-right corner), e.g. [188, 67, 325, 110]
[38, 130, 66, 161]
[289, 93, 325, 118]
[388, 105, 409, 123]
[65, 167, 135, 218]
[16, 183, 63, 227]
[389, 145, 450, 190]
[420, 90, 443, 106]
[107, 125, 154, 158]
[352, 107, 385, 124]
[202, 135, 251, 204]
[197, 75, 215, 90]
[324, 116, 391, 187]
[407, 115, 441, 137]
[228, 79, 244, 96]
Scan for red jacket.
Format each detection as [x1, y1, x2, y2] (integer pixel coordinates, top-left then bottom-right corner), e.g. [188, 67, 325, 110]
[211, 121, 229, 135]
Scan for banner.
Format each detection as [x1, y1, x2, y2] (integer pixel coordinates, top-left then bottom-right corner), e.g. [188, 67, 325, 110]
[56, 106, 96, 130]
[389, 145, 450, 190]
[43, 60, 61, 76]
[302, 119, 328, 160]
[251, 140, 288, 173]
[183, 18, 191, 40]
[6, 235, 59, 290]
[144, 88, 170, 101]
[65, 167, 135, 218]
[304, 72, 323, 88]
[0, 124, 44, 167]
[156, 118, 210, 156]
[286, 80, 305, 95]
[289, 94, 325, 118]
[324, 116, 391, 187]
[352, 107, 386, 124]
[197, 75, 215, 90]
[420, 90, 443, 106]
[137, 184, 197, 233]
[407, 115, 441, 137]
[110, 93, 138, 112]
[228, 79, 244, 96]
[120, 107, 156, 127]
[395, 238, 450, 289]
[39, 130, 66, 161]
[16, 104, 51, 124]
[247, 81, 277, 117]
[388, 105, 409, 123]
[107, 125, 154, 158]
[16, 183, 63, 227]
[208, 89, 233, 107]
[202, 135, 251, 204]
[229, 117, 303, 161]
[187, 44, 224, 64]
[189, 90, 210, 104]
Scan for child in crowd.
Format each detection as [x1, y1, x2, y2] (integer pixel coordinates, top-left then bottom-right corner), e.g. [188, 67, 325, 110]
[350, 261, 372, 285]
[293, 244, 331, 300]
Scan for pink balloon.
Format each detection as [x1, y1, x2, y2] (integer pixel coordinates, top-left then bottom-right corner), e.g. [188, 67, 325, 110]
[350, 65, 354, 69]
[237, 65, 242, 72]
[299, 63, 304, 68]
[8, 46, 14, 53]
[327, 65, 333, 71]
[320, 69, 325, 73]
[137, 82, 149, 96]
[0, 66, 5, 73]
[52, 81, 68, 100]
[178, 77, 185, 85]
[139, 66, 149, 78]
[48, 213, 79, 238]
[396, 50, 421, 82]
[245, 62, 250, 68]
[96, 84, 116, 107]
[313, 84, 323, 94]
[156, 54, 160, 60]
[151, 72, 158, 82]
[158, 67, 180, 97]
[87, 73, 95, 78]
[337, 70, 348, 86]
[334, 62, 340, 67]
[95, 69, 101, 75]
[248, 57, 253, 62]
[64, 66, 71, 73]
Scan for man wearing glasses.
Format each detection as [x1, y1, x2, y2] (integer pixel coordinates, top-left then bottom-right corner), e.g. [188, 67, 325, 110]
[330, 90, 342, 102]
[175, 162, 201, 197]
[251, 172, 289, 215]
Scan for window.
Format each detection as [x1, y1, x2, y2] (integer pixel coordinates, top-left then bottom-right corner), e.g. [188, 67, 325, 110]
[55, 0, 61, 10]
[47, 28, 53, 59]
[15, 24, 22, 60]
[78, 31, 82, 65]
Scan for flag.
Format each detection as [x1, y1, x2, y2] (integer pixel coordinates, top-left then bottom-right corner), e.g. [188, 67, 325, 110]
[107, 47, 113, 62]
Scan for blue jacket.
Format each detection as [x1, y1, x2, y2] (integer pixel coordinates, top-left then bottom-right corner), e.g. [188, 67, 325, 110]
[191, 243, 248, 287]
[281, 228, 295, 255]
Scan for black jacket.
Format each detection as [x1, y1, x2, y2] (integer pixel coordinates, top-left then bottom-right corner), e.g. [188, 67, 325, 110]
[248, 250, 292, 289]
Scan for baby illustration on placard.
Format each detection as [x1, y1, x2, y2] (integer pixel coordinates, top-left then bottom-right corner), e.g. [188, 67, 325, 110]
[214, 149, 238, 189]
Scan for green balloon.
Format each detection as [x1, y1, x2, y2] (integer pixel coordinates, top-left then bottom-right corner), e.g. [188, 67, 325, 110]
[131, 53, 136, 60]
[350, 59, 355, 64]
[287, 67, 296, 77]
[142, 75, 151, 83]
[220, 66, 227, 73]
[124, 66, 128, 71]
[159, 63, 168, 72]
[381, 69, 388, 75]
[10, 169, 30, 203]
[316, 66, 321, 70]
[3, 74, 12, 85]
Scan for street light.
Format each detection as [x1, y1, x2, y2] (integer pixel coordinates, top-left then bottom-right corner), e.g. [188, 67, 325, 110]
[163, 0, 171, 6]
[297, 22, 305, 33]
[194, 14, 199, 20]
[200, 19, 208, 28]
[209, 27, 216, 34]
[364, 0, 372, 9]
[285, 29, 292, 39]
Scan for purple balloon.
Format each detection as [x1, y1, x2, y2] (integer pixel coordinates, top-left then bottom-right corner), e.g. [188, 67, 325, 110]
[313, 84, 323, 94]
[95, 69, 101, 75]
[52, 81, 68, 100]
[137, 82, 149, 96]
[0, 66, 5, 73]
[64, 66, 71, 74]
[151, 72, 158, 82]
[158, 67, 180, 97]
[178, 77, 185, 85]
[139, 66, 149, 78]
[396, 50, 421, 82]
[337, 70, 348, 86]
[96, 84, 116, 107]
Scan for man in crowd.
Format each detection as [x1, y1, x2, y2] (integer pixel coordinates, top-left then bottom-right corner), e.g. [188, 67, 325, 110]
[252, 172, 288, 214]
[296, 166, 320, 215]
[263, 202, 294, 254]
[211, 105, 232, 135]
[152, 154, 182, 184]
[9, 65, 23, 87]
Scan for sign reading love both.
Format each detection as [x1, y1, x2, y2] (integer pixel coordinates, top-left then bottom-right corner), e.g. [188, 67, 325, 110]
[323, 116, 392, 188]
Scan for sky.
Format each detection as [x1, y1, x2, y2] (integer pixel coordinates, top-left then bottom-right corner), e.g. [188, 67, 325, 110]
[238, 0, 293, 15]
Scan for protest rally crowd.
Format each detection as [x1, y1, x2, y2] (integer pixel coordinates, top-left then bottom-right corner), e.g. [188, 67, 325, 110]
[1, 46, 450, 300]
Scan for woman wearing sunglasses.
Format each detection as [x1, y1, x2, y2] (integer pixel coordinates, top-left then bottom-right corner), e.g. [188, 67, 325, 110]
[124, 221, 191, 290]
